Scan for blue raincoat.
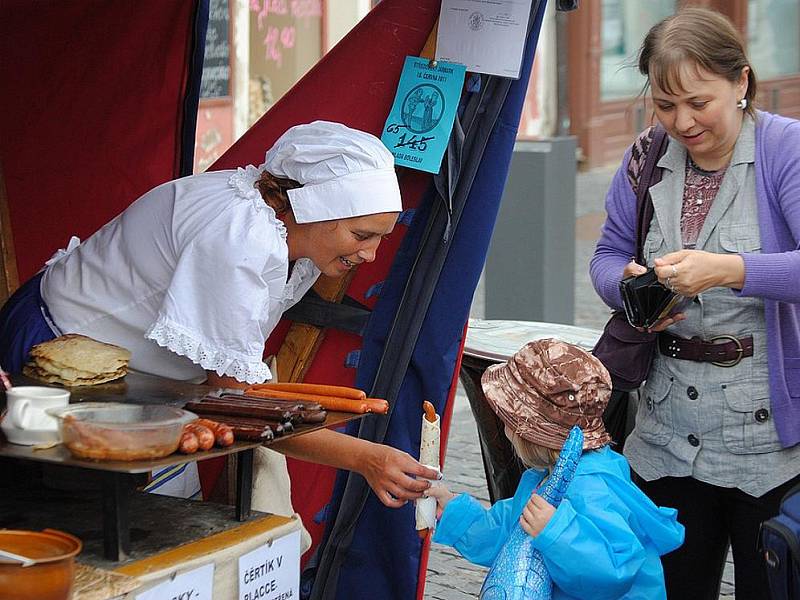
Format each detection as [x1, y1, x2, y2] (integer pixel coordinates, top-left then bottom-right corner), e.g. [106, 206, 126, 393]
[433, 446, 684, 599]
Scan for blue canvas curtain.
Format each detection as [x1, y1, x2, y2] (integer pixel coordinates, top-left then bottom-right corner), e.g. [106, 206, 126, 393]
[307, 2, 550, 598]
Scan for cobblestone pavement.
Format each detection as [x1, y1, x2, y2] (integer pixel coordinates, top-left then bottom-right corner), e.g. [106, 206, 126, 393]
[424, 166, 736, 599]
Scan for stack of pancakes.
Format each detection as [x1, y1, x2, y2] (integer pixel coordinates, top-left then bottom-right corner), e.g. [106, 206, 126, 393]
[24, 334, 132, 386]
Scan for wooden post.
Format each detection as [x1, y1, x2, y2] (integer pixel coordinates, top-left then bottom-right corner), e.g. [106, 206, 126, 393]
[0, 161, 19, 303]
[276, 271, 355, 383]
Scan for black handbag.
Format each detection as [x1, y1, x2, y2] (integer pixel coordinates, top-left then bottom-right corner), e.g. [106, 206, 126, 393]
[593, 125, 669, 393]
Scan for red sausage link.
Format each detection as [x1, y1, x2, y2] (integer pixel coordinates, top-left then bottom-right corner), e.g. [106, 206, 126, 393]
[186, 423, 214, 450]
[179, 430, 199, 454]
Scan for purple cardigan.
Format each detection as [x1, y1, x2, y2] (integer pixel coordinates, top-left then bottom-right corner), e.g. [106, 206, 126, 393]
[590, 111, 800, 448]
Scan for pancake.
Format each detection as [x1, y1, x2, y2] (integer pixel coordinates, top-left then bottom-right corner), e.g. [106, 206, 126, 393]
[25, 334, 131, 386]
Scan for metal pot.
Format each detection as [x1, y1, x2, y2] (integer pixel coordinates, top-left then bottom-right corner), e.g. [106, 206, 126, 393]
[0, 528, 82, 600]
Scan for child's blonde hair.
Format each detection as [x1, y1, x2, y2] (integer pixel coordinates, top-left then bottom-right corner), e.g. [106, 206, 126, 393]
[506, 429, 561, 471]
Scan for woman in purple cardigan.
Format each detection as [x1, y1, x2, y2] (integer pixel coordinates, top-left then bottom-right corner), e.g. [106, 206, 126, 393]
[590, 8, 800, 599]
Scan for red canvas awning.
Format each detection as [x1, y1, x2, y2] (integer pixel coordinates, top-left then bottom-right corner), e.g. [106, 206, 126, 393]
[1, 0, 205, 280]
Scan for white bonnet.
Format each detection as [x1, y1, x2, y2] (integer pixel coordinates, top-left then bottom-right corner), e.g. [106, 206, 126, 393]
[260, 120, 402, 224]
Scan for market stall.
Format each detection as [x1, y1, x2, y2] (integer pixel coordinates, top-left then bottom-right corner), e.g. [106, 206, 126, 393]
[0, 2, 326, 597]
[0, 0, 561, 598]
[0, 370, 367, 598]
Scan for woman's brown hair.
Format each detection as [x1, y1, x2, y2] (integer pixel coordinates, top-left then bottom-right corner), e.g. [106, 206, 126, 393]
[255, 171, 302, 214]
[638, 7, 757, 116]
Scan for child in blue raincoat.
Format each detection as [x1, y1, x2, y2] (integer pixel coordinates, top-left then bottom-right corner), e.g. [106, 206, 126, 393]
[427, 339, 685, 599]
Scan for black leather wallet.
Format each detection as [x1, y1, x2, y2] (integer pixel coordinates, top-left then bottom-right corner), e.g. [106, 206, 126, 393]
[619, 268, 690, 329]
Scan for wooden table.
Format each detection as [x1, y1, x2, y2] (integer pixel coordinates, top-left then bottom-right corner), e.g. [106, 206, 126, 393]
[459, 318, 601, 503]
[0, 372, 365, 561]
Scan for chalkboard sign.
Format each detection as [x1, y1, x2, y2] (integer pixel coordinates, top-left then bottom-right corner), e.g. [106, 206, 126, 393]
[201, 0, 230, 98]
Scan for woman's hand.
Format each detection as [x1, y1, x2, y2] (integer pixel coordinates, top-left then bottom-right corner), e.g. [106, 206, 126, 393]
[361, 442, 440, 508]
[274, 430, 439, 509]
[520, 493, 555, 538]
[622, 259, 647, 279]
[621, 260, 685, 333]
[425, 483, 456, 519]
[644, 313, 686, 333]
[654, 250, 745, 296]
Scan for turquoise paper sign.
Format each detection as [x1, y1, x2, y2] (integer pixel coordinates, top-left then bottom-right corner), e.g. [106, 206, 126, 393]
[382, 56, 466, 174]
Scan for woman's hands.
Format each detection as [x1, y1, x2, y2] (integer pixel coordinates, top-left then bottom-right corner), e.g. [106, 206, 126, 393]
[520, 493, 555, 538]
[361, 442, 441, 508]
[622, 260, 686, 333]
[654, 250, 745, 296]
[620, 250, 746, 332]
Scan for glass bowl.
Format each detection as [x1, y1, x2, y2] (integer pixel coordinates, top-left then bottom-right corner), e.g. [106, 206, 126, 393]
[47, 403, 197, 461]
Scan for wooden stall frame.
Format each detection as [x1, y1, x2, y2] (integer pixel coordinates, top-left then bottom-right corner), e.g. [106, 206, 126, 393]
[0, 161, 20, 304]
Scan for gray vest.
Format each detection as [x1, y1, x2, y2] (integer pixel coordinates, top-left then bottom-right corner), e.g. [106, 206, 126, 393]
[623, 118, 800, 497]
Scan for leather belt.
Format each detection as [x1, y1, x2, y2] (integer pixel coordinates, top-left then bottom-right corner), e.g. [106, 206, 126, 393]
[658, 332, 753, 367]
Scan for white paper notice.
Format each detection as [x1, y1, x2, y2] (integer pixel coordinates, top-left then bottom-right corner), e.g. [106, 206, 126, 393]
[238, 530, 300, 600]
[435, 0, 533, 79]
[135, 563, 214, 600]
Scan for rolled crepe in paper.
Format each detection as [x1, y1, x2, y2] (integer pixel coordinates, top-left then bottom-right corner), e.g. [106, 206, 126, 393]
[415, 400, 440, 536]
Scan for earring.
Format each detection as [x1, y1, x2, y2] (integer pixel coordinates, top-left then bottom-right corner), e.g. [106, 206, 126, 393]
[737, 98, 748, 110]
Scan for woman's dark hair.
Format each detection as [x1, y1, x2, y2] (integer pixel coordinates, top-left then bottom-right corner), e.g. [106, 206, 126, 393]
[638, 7, 757, 116]
[255, 171, 302, 214]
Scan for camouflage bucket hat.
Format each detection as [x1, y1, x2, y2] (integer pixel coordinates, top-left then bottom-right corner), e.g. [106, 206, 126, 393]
[481, 338, 612, 450]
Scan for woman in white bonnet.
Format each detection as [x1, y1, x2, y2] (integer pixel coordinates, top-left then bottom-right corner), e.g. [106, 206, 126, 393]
[0, 121, 439, 515]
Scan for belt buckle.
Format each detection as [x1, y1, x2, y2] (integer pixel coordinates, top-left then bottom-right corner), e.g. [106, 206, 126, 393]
[710, 335, 744, 367]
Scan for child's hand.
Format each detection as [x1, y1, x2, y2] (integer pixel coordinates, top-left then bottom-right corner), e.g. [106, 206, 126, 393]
[520, 494, 555, 537]
[425, 483, 456, 519]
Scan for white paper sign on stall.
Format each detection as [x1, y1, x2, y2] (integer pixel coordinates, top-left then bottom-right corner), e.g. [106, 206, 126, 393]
[435, 0, 533, 79]
[135, 562, 215, 600]
[238, 530, 300, 600]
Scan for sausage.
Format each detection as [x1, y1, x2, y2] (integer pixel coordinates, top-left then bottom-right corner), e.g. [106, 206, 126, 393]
[231, 427, 275, 441]
[196, 414, 277, 441]
[185, 423, 214, 450]
[216, 393, 323, 412]
[178, 430, 199, 454]
[423, 400, 437, 423]
[299, 408, 328, 424]
[247, 382, 367, 400]
[213, 394, 327, 422]
[241, 388, 370, 413]
[186, 399, 299, 423]
[364, 398, 390, 415]
[196, 418, 235, 447]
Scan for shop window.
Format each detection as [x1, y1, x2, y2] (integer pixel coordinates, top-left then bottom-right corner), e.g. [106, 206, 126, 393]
[248, 1, 323, 127]
[748, 0, 800, 80]
[600, 0, 676, 101]
[195, 0, 233, 173]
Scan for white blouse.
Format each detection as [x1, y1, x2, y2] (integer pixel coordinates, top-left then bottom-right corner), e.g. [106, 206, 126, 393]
[41, 166, 320, 383]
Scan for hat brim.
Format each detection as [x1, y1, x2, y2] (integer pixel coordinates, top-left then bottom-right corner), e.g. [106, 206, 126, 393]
[287, 168, 402, 224]
[481, 361, 611, 451]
